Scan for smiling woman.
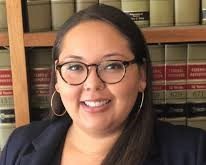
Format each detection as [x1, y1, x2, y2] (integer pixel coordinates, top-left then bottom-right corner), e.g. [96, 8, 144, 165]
[1, 4, 206, 165]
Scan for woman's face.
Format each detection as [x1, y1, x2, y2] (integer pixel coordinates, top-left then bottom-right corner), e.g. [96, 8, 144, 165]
[55, 21, 146, 136]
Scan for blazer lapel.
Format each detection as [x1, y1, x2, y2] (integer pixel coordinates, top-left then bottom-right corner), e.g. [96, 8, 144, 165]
[20, 117, 70, 165]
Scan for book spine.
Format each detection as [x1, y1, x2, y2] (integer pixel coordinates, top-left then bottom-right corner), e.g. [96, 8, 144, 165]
[165, 44, 187, 125]
[201, 0, 206, 24]
[150, 0, 174, 27]
[28, 48, 52, 121]
[149, 45, 166, 119]
[27, 0, 52, 32]
[0, 49, 15, 152]
[121, 0, 149, 27]
[187, 44, 206, 129]
[0, 0, 7, 31]
[51, 0, 75, 31]
[99, 0, 121, 9]
[175, 0, 200, 26]
[75, 0, 98, 12]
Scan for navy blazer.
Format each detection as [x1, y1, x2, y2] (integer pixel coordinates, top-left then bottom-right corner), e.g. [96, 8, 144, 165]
[0, 116, 206, 165]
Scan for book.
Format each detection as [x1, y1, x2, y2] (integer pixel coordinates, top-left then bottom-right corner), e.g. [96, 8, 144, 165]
[75, 0, 98, 12]
[187, 116, 206, 130]
[27, 48, 52, 121]
[0, 0, 7, 31]
[51, 0, 75, 31]
[187, 44, 206, 126]
[27, 0, 52, 32]
[148, 45, 166, 118]
[99, 0, 121, 9]
[175, 0, 200, 26]
[201, 0, 206, 24]
[165, 44, 187, 124]
[121, 0, 149, 27]
[0, 49, 15, 152]
[150, 0, 174, 27]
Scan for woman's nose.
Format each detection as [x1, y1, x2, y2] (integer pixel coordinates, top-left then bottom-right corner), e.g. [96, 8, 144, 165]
[83, 67, 105, 91]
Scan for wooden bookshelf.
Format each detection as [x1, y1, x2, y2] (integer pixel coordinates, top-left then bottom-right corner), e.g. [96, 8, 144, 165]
[22, 25, 206, 47]
[2, 0, 206, 127]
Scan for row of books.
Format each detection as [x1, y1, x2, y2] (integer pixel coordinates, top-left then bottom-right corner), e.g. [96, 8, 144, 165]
[0, 0, 206, 32]
[149, 43, 206, 130]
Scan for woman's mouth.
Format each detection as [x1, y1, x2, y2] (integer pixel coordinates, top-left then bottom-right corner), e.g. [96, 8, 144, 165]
[81, 99, 111, 112]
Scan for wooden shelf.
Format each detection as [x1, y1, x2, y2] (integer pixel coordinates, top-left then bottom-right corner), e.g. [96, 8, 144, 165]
[142, 25, 206, 43]
[22, 25, 206, 47]
[0, 32, 9, 47]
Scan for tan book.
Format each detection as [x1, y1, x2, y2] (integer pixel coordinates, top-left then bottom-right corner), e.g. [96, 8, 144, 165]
[201, 0, 206, 24]
[165, 44, 187, 119]
[51, 0, 75, 31]
[150, 0, 174, 27]
[187, 44, 206, 104]
[175, 0, 200, 26]
[27, 0, 52, 32]
[0, 49, 15, 152]
[187, 44, 206, 119]
[165, 117, 186, 126]
[149, 45, 166, 118]
[75, 0, 98, 12]
[99, 0, 121, 9]
[187, 116, 206, 130]
[27, 48, 52, 121]
[0, 0, 7, 31]
[149, 45, 165, 105]
[121, 0, 149, 27]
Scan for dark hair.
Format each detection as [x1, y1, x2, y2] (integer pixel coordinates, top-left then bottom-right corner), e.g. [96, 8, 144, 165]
[50, 4, 155, 165]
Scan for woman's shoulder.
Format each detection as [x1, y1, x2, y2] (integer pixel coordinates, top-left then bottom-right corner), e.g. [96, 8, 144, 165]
[156, 120, 206, 164]
[8, 119, 52, 144]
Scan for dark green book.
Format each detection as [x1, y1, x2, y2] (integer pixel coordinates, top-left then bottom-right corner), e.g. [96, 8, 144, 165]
[99, 0, 121, 9]
[75, 0, 98, 12]
[27, 48, 52, 121]
[175, 0, 200, 26]
[51, 0, 75, 31]
[150, 0, 174, 27]
[27, 0, 52, 32]
[121, 0, 149, 27]
[0, 0, 7, 31]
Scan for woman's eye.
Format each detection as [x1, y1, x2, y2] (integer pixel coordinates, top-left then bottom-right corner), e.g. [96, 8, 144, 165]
[105, 62, 123, 70]
[66, 64, 84, 72]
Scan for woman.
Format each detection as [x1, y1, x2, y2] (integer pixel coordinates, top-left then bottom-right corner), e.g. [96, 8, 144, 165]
[0, 4, 206, 165]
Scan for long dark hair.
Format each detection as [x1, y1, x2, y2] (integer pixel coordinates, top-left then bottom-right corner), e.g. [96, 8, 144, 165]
[50, 4, 155, 165]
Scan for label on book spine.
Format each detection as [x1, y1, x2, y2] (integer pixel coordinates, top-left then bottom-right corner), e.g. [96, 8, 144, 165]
[121, 0, 149, 27]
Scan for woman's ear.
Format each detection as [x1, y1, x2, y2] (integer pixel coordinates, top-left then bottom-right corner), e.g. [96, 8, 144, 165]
[55, 83, 60, 93]
[138, 65, 146, 92]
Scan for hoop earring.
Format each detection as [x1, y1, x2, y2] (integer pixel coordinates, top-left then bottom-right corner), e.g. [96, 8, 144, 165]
[137, 92, 144, 115]
[50, 90, 66, 117]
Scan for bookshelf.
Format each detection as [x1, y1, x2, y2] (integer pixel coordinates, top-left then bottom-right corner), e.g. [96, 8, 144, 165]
[2, 0, 206, 127]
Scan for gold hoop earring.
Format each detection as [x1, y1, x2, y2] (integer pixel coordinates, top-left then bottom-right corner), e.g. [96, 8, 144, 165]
[137, 92, 144, 115]
[50, 90, 66, 117]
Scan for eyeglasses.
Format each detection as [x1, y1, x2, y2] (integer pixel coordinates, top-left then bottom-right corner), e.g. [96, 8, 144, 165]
[56, 59, 137, 85]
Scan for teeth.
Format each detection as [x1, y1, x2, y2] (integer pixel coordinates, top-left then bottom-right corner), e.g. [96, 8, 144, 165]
[84, 100, 109, 107]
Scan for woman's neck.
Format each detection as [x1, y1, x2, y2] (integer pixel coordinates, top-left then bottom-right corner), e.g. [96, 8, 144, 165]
[65, 124, 122, 157]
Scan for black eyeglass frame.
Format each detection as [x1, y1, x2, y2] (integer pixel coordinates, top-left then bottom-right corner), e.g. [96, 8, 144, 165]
[56, 59, 137, 85]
